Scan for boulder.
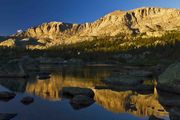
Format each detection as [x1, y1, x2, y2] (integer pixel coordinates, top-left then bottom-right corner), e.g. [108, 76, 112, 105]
[37, 72, 51, 80]
[0, 56, 39, 78]
[62, 87, 94, 98]
[70, 95, 94, 110]
[21, 96, 34, 105]
[158, 63, 180, 94]
[0, 92, 16, 102]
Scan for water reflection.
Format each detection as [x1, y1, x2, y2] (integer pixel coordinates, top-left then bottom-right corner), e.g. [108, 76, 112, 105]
[94, 89, 168, 117]
[26, 66, 110, 101]
[0, 66, 173, 119]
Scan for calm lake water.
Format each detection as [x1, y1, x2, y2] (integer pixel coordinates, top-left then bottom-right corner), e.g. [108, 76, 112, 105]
[0, 65, 171, 120]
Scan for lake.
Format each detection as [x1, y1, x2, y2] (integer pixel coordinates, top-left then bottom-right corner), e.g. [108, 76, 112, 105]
[0, 65, 171, 120]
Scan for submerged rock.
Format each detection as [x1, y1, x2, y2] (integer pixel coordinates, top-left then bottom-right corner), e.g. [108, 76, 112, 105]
[37, 72, 51, 80]
[62, 87, 94, 98]
[0, 92, 16, 102]
[21, 96, 34, 105]
[158, 63, 180, 94]
[70, 95, 94, 110]
[0, 113, 17, 120]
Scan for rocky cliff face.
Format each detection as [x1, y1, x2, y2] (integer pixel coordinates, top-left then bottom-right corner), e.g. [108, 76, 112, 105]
[5, 7, 180, 48]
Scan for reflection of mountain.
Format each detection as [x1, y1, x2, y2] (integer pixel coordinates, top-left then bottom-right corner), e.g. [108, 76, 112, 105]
[0, 67, 170, 118]
[26, 74, 62, 101]
[25, 69, 109, 101]
[94, 89, 168, 117]
[25, 72, 168, 118]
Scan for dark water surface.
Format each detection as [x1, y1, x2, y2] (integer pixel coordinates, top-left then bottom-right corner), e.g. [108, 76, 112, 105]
[0, 65, 170, 120]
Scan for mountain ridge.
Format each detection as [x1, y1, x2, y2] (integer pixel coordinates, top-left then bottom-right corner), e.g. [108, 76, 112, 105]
[1, 7, 180, 48]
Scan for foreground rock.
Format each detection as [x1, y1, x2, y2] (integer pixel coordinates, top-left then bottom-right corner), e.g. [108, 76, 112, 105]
[0, 113, 17, 120]
[0, 59, 27, 78]
[70, 95, 95, 110]
[0, 92, 16, 102]
[21, 96, 34, 105]
[0, 56, 39, 78]
[62, 87, 94, 98]
[158, 63, 180, 94]
[62, 87, 95, 110]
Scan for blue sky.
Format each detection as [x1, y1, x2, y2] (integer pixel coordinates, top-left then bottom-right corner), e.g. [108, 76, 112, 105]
[0, 0, 180, 35]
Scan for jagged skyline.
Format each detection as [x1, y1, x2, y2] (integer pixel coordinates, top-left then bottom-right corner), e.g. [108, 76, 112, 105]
[0, 0, 180, 35]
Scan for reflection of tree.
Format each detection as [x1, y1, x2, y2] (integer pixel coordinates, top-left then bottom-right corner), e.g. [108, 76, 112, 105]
[26, 74, 63, 101]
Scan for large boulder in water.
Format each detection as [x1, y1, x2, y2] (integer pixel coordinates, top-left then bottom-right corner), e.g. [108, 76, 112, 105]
[62, 87, 94, 98]
[0, 59, 27, 78]
[158, 63, 180, 94]
[0, 56, 39, 78]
